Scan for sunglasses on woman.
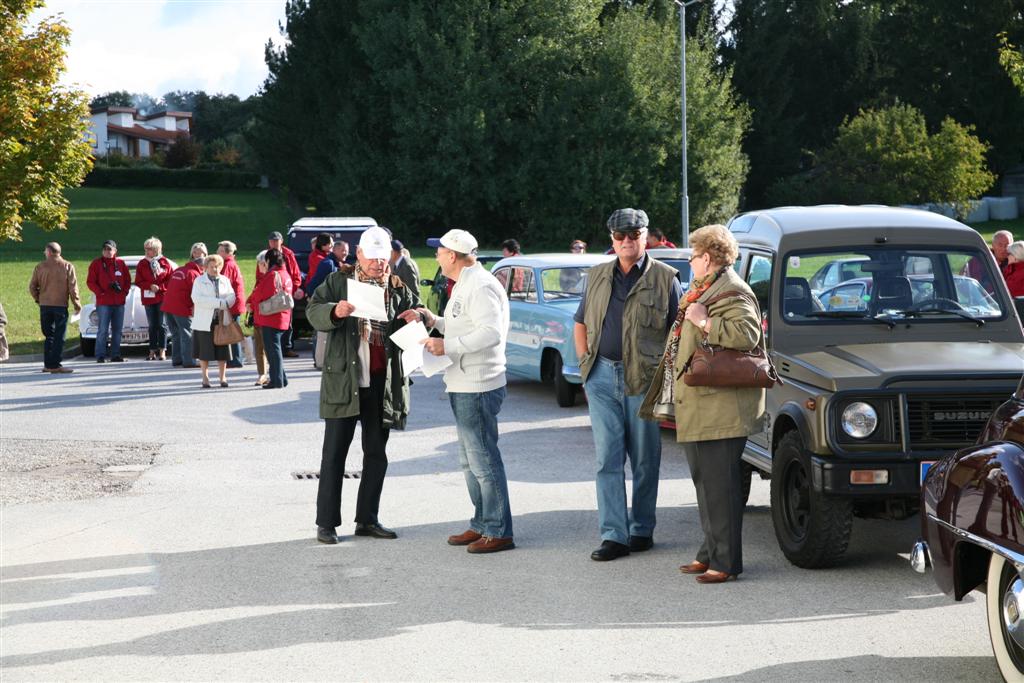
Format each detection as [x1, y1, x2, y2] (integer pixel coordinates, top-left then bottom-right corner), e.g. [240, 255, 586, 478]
[611, 229, 643, 242]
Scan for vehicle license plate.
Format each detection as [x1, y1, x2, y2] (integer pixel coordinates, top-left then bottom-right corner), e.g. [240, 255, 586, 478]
[122, 331, 148, 344]
[919, 461, 936, 484]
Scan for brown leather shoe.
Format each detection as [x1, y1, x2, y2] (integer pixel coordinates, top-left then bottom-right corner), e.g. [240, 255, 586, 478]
[447, 529, 483, 546]
[679, 560, 709, 575]
[467, 536, 515, 554]
[695, 570, 737, 584]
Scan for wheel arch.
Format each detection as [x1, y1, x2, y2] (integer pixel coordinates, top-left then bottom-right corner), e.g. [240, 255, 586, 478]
[772, 403, 813, 453]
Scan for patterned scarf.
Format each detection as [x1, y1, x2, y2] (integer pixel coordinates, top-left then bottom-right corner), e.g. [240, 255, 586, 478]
[150, 256, 164, 278]
[657, 267, 721, 405]
[355, 263, 389, 344]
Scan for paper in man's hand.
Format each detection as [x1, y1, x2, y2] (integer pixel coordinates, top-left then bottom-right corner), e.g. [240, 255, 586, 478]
[346, 279, 388, 321]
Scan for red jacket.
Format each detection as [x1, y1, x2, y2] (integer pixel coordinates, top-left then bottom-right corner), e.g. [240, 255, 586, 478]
[308, 250, 327, 282]
[161, 261, 204, 317]
[1004, 262, 1024, 298]
[87, 256, 131, 306]
[134, 256, 172, 305]
[221, 255, 247, 316]
[254, 246, 301, 291]
[249, 266, 293, 330]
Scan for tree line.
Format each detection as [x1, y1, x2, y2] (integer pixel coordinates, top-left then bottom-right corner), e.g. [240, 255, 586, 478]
[249, 0, 1022, 247]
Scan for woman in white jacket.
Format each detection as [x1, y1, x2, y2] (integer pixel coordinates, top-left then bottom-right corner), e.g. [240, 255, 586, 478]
[190, 254, 236, 388]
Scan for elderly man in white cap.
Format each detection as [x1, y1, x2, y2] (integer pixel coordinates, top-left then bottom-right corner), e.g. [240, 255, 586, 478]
[306, 226, 421, 545]
[399, 229, 514, 553]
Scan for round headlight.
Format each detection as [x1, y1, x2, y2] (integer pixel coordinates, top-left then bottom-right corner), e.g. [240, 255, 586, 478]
[841, 402, 878, 439]
[89, 311, 99, 326]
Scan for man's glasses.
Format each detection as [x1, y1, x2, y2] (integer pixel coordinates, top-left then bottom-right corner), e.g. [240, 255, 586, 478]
[611, 229, 643, 242]
[570, 245, 585, 252]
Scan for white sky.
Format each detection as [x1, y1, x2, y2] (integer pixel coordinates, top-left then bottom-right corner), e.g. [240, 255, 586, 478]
[30, 0, 288, 99]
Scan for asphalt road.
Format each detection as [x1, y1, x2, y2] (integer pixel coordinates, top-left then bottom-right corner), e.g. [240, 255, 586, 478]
[0, 351, 998, 681]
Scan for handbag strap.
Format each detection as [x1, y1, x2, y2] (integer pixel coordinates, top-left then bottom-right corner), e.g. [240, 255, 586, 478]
[697, 288, 782, 384]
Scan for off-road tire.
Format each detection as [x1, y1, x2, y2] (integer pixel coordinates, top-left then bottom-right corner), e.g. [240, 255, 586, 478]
[770, 430, 853, 568]
[553, 353, 577, 408]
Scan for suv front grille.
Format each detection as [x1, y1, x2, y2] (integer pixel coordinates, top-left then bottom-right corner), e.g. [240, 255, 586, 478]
[906, 393, 1006, 450]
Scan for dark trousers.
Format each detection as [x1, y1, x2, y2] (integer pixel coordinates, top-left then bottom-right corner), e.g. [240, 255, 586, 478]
[227, 314, 243, 367]
[683, 436, 749, 575]
[261, 326, 287, 387]
[316, 374, 390, 528]
[282, 323, 294, 351]
[39, 305, 68, 369]
[144, 304, 167, 351]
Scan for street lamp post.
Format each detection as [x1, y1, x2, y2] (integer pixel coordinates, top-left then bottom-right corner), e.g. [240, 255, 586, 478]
[674, 0, 704, 248]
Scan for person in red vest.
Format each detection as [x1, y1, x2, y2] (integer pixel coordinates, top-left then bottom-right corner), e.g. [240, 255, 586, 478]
[248, 248, 294, 389]
[86, 239, 131, 363]
[266, 231, 303, 357]
[308, 232, 334, 282]
[646, 228, 676, 249]
[135, 236, 173, 361]
[1004, 241, 1024, 298]
[217, 240, 247, 368]
[161, 242, 207, 368]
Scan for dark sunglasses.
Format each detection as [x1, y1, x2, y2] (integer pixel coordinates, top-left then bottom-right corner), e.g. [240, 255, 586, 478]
[611, 229, 643, 242]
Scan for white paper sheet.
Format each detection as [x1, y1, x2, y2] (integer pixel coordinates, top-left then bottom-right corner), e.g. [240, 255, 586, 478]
[69, 312, 81, 324]
[143, 290, 155, 299]
[346, 279, 388, 322]
[389, 320, 452, 377]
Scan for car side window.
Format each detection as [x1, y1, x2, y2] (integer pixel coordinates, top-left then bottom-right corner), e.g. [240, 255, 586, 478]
[509, 267, 537, 303]
[493, 267, 511, 296]
[746, 254, 772, 341]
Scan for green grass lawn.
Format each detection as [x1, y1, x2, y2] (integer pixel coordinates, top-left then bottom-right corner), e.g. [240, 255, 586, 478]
[1, 187, 295, 355]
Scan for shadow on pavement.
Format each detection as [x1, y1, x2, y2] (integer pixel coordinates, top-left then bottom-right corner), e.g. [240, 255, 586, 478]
[698, 654, 998, 681]
[0, 508, 977, 674]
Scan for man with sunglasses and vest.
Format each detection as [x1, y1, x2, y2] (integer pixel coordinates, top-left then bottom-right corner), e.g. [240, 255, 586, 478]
[574, 208, 681, 561]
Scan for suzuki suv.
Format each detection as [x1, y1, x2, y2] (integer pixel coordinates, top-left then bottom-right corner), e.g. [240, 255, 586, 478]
[728, 205, 1024, 568]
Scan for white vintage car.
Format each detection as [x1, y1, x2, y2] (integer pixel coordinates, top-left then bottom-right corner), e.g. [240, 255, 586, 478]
[79, 255, 178, 356]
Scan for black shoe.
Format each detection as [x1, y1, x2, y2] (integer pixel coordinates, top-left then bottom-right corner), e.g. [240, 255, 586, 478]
[629, 536, 654, 552]
[227, 361, 243, 368]
[317, 527, 338, 544]
[590, 540, 630, 562]
[110, 357, 126, 362]
[355, 523, 398, 539]
[172, 361, 183, 367]
[96, 357, 107, 363]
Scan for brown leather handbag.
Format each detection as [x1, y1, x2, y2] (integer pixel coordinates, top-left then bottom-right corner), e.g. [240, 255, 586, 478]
[213, 308, 245, 346]
[682, 290, 781, 389]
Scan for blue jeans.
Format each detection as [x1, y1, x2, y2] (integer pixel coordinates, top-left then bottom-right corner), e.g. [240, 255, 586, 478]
[95, 305, 125, 360]
[166, 314, 195, 366]
[585, 356, 662, 544]
[144, 304, 167, 351]
[261, 327, 288, 387]
[449, 387, 513, 538]
[39, 305, 68, 368]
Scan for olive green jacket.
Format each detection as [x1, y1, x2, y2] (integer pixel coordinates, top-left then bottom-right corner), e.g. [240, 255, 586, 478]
[639, 267, 767, 443]
[306, 267, 420, 425]
[578, 256, 679, 396]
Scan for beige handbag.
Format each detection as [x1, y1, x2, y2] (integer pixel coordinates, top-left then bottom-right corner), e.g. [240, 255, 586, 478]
[213, 309, 244, 346]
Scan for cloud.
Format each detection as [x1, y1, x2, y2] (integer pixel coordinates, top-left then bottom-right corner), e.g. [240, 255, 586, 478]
[30, 0, 287, 98]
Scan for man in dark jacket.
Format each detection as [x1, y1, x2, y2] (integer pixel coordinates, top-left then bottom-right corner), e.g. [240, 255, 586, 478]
[86, 239, 131, 363]
[306, 226, 421, 545]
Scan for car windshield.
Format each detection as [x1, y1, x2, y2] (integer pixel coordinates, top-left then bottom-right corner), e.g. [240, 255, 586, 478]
[541, 267, 589, 301]
[782, 247, 1005, 323]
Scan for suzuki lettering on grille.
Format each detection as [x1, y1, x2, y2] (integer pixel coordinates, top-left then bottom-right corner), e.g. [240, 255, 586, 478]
[932, 411, 992, 422]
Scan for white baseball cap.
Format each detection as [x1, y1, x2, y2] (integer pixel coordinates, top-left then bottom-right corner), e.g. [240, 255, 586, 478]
[427, 229, 478, 255]
[357, 226, 392, 260]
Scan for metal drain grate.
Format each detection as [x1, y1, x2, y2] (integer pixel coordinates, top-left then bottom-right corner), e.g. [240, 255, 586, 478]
[291, 470, 361, 480]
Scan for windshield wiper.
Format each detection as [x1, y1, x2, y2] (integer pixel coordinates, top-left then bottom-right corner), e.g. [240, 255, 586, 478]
[803, 310, 896, 329]
[893, 308, 986, 327]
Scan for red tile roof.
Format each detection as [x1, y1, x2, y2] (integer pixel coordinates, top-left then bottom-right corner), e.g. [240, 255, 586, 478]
[107, 124, 188, 143]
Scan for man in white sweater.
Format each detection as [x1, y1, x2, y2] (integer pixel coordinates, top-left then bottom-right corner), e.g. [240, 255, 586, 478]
[399, 229, 514, 553]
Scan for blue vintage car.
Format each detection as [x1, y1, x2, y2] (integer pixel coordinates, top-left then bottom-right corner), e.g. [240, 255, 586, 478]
[493, 250, 691, 407]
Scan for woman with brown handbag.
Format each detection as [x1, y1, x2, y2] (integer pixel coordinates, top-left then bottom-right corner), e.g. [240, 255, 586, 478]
[640, 224, 767, 584]
[190, 254, 237, 388]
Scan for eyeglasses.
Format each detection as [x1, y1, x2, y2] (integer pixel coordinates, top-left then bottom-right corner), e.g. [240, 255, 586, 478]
[571, 245, 585, 252]
[611, 229, 643, 242]
[689, 252, 706, 263]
